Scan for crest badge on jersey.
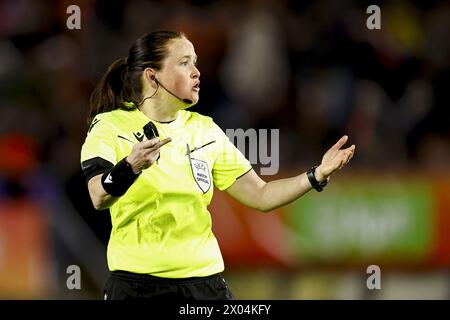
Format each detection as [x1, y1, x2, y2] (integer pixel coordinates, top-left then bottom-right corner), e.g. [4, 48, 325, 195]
[190, 158, 211, 193]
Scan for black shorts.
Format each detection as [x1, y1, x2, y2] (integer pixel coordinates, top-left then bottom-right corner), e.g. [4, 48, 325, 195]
[103, 270, 237, 300]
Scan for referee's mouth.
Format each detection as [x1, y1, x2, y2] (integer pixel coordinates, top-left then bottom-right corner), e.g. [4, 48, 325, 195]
[192, 81, 200, 92]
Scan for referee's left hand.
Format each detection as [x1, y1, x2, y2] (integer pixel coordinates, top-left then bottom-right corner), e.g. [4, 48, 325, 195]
[126, 137, 172, 173]
[315, 135, 355, 181]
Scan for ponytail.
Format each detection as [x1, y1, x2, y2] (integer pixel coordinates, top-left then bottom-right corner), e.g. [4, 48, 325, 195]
[87, 57, 136, 126]
[87, 31, 186, 127]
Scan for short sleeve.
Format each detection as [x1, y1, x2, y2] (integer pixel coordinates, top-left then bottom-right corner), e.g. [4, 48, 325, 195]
[80, 115, 117, 182]
[211, 121, 252, 191]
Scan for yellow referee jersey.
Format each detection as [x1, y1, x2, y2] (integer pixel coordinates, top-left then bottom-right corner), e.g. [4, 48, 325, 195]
[80, 108, 252, 278]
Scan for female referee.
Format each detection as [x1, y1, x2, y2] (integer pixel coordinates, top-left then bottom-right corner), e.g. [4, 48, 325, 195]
[81, 31, 355, 300]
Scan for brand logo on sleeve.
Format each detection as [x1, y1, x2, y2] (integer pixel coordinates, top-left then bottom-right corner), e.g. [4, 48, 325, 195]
[88, 118, 100, 133]
[133, 132, 144, 142]
[104, 173, 113, 183]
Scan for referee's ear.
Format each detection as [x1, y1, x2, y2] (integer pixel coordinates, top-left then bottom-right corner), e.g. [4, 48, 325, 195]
[144, 68, 157, 87]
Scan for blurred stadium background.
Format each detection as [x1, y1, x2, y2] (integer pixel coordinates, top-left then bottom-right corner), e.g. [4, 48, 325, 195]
[0, 0, 449, 299]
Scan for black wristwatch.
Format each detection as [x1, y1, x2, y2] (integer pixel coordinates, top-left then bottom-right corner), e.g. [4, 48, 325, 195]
[307, 166, 329, 192]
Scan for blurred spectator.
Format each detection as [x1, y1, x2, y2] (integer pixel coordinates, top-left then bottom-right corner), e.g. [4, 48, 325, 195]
[220, 0, 290, 128]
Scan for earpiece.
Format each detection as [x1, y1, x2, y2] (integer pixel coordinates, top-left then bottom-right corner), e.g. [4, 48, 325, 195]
[149, 75, 193, 105]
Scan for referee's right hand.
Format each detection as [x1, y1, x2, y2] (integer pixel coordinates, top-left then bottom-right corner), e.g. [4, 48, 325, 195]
[126, 137, 172, 174]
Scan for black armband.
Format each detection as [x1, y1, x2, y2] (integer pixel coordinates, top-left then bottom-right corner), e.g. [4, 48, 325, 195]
[307, 166, 329, 192]
[81, 157, 114, 184]
[101, 158, 140, 197]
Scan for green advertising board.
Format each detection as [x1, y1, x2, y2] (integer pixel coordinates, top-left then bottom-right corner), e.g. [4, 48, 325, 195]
[284, 178, 433, 265]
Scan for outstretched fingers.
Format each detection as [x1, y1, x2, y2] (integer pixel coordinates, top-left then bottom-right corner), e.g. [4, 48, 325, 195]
[348, 145, 355, 162]
[332, 135, 349, 151]
[334, 145, 355, 170]
[342, 145, 355, 166]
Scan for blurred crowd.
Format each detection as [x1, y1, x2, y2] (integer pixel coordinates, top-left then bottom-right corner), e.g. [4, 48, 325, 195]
[0, 0, 450, 180]
[1, 0, 449, 182]
[0, 0, 449, 297]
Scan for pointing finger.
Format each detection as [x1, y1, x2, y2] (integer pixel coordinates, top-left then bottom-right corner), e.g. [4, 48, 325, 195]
[156, 137, 172, 149]
[142, 137, 160, 148]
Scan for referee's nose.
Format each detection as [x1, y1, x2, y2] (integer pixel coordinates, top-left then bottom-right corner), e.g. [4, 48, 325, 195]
[192, 65, 200, 79]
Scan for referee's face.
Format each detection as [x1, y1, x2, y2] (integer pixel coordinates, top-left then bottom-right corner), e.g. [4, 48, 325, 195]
[158, 37, 201, 108]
